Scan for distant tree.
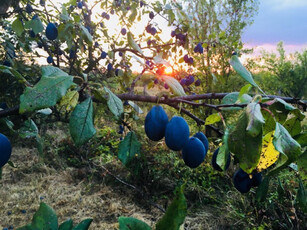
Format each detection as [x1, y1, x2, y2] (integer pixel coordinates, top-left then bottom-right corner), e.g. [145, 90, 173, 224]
[260, 42, 307, 99]
[169, 0, 259, 92]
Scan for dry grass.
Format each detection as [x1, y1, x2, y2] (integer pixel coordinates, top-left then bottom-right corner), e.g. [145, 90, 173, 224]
[0, 129, 248, 230]
[0, 146, 157, 229]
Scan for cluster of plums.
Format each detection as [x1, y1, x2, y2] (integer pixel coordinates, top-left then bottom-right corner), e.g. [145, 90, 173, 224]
[145, 24, 157, 36]
[183, 54, 194, 65]
[211, 148, 263, 193]
[171, 30, 187, 46]
[233, 169, 262, 193]
[180, 75, 201, 87]
[145, 106, 263, 193]
[0, 133, 12, 168]
[144, 105, 208, 168]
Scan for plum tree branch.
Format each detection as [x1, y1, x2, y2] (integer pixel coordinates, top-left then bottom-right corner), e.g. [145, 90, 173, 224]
[1, 93, 306, 131]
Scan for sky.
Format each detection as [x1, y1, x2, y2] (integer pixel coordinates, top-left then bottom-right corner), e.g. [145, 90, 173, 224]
[242, 0, 307, 55]
[44, 0, 307, 66]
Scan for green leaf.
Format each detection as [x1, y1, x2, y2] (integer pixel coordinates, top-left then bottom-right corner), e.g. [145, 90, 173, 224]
[118, 217, 152, 230]
[12, 18, 24, 36]
[296, 179, 307, 213]
[72, 219, 93, 230]
[294, 132, 307, 147]
[19, 70, 73, 113]
[297, 150, 307, 184]
[156, 185, 187, 230]
[19, 119, 38, 138]
[221, 92, 240, 105]
[256, 176, 270, 202]
[92, 89, 107, 103]
[230, 55, 264, 93]
[262, 109, 276, 135]
[24, 16, 44, 35]
[69, 98, 96, 147]
[153, 53, 171, 66]
[118, 131, 141, 166]
[217, 128, 230, 171]
[265, 98, 295, 111]
[42, 66, 69, 77]
[228, 111, 262, 174]
[161, 75, 186, 96]
[127, 101, 143, 114]
[59, 219, 73, 230]
[127, 32, 144, 56]
[245, 102, 265, 137]
[205, 113, 221, 125]
[238, 84, 252, 100]
[283, 117, 301, 137]
[273, 123, 301, 169]
[220, 92, 251, 111]
[104, 87, 124, 119]
[17, 202, 58, 230]
[0, 65, 29, 85]
[80, 24, 93, 45]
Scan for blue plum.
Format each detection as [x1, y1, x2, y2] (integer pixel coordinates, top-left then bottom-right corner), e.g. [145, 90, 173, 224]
[146, 25, 152, 33]
[186, 75, 194, 85]
[77, 2, 83, 9]
[165, 116, 189, 151]
[150, 27, 157, 36]
[0, 133, 12, 168]
[121, 28, 127, 35]
[194, 42, 203, 54]
[195, 79, 201, 86]
[182, 137, 206, 168]
[180, 78, 186, 86]
[149, 11, 154, 19]
[107, 63, 113, 71]
[193, 132, 209, 152]
[45, 23, 58, 40]
[188, 57, 194, 65]
[145, 105, 168, 141]
[101, 51, 107, 59]
[183, 54, 189, 63]
[211, 148, 231, 171]
[233, 168, 253, 193]
[47, 56, 53, 64]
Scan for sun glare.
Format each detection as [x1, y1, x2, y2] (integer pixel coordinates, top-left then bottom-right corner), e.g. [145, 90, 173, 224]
[164, 66, 173, 75]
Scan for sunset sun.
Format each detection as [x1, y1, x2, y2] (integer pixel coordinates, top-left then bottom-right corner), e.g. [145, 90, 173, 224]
[164, 66, 173, 75]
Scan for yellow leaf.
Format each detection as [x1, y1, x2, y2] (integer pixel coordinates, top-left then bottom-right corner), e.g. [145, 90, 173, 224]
[256, 131, 280, 172]
[58, 90, 79, 113]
